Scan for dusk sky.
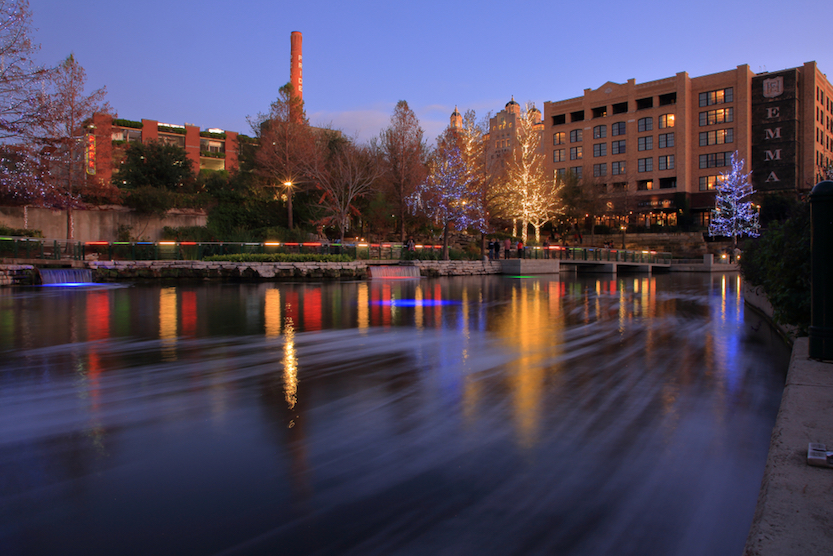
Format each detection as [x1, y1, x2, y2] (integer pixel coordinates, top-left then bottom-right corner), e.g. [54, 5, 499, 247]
[28, 0, 833, 144]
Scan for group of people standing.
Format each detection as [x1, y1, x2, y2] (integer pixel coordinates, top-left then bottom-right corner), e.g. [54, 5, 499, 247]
[487, 238, 524, 260]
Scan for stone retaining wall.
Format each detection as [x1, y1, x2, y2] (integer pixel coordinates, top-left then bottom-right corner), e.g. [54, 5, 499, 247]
[0, 264, 35, 286]
[2, 260, 506, 284]
[88, 260, 370, 281]
[408, 260, 503, 277]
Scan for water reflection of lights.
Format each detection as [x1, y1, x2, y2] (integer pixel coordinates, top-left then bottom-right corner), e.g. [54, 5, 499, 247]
[357, 283, 369, 330]
[283, 318, 298, 416]
[375, 299, 461, 307]
[265, 289, 281, 338]
[159, 287, 177, 361]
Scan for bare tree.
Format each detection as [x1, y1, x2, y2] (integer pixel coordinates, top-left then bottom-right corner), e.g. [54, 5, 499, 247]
[0, 0, 51, 140]
[36, 54, 110, 239]
[378, 100, 427, 241]
[307, 131, 381, 244]
[250, 83, 315, 229]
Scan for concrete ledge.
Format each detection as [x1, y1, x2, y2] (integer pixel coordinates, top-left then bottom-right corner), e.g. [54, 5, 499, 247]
[743, 338, 833, 556]
[500, 259, 560, 275]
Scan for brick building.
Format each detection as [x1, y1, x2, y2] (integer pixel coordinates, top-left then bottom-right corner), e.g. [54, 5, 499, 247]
[543, 61, 833, 227]
[84, 114, 241, 191]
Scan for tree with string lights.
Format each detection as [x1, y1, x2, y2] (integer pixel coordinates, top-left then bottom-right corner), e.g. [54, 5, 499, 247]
[492, 103, 561, 243]
[708, 151, 759, 245]
[408, 128, 486, 260]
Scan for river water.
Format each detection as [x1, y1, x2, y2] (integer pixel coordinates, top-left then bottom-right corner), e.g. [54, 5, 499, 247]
[0, 273, 789, 556]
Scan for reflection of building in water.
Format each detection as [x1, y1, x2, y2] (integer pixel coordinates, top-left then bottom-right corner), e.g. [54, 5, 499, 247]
[159, 287, 177, 361]
[357, 283, 369, 330]
[303, 287, 322, 331]
[181, 291, 197, 337]
[265, 289, 281, 338]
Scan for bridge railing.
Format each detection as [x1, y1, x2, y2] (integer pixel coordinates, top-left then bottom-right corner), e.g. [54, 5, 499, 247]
[519, 245, 671, 264]
[0, 237, 671, 265]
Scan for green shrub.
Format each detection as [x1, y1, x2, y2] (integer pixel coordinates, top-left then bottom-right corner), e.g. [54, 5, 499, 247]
[0, 224, 43, 238]
[158, 125, 186, 135]
[122, 186, 174, 217]
[112, 118, 142, 129]
[740, 201, 810, 332]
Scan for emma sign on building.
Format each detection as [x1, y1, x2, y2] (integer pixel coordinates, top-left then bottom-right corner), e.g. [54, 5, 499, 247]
[751, 70, 798, 191]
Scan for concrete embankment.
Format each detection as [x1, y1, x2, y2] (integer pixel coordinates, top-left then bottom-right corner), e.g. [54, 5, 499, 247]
[0, 260, 506, 285]
[83, 260, 504, 281]
[743, 288, 833, 556]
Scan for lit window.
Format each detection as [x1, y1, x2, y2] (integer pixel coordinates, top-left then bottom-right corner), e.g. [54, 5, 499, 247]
[570, 146, 583, 160]
[553, 132, 565, 145]
[612, 161, 626, 175]
[658, 155, 674, 170]
[659, 114, 675, 128]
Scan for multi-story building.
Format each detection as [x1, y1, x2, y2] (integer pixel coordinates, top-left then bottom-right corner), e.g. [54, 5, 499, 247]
[543, 61, 833, 227]
[86, 113, 241, 189]
[481, 97, 544, 166]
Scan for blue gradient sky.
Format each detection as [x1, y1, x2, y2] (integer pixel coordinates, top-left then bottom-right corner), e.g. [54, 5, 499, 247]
[29, 0, 833, 144]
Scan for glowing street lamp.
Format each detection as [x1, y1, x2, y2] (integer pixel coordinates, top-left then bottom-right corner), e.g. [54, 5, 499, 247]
[284, 181, 294, 230]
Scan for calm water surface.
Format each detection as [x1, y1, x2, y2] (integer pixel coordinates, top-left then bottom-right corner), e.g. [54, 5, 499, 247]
[0, 273, 789, 556]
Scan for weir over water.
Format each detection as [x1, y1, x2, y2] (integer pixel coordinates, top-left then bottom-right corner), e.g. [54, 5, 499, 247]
[37, 268, 94, 285]
[0, 273, 789, 556]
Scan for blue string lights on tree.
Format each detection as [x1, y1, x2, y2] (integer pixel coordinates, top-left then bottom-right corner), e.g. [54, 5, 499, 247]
[708, 151, 760, 246]
[408, 138, 486, 259]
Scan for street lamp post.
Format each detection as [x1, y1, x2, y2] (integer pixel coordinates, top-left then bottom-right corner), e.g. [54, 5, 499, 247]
[284, 181, 294, 230]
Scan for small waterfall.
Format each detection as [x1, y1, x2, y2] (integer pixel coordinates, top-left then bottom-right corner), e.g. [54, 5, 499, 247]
[368, 265, 421, 279]
[38, 268, 94, 285]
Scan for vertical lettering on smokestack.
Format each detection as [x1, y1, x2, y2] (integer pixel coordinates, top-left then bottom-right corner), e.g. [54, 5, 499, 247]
[290, 31, 303, 98]
[290, 31, 303, 123]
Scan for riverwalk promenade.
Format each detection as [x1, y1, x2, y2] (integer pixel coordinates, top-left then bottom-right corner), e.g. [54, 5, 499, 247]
[743, 290, 833, 556]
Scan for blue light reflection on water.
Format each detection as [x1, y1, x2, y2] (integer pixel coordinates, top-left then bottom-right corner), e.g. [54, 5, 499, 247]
[0, 273, 789, 556]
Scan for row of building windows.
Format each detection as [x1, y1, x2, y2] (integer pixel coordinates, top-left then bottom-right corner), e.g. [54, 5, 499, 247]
[700, 107, 734, 126]
[699, 87, 733, 107]
[551, 95, 679, 126]
[699, 175, 725, 191]
[552, 171, 679, 192]
[558, 155, 675, 178]
[593, 161, 630, 176]
[554, 108, 732, 147]
[699, 151, 733, 168]
[699, 128, 734, 146]
[553, 117, 675, 145]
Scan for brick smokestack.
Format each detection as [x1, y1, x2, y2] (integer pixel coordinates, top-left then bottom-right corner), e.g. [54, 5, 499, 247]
[290, 31, 303, 101]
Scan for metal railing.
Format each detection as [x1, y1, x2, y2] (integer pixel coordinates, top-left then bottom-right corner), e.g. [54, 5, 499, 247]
[0, 237, 671, 265]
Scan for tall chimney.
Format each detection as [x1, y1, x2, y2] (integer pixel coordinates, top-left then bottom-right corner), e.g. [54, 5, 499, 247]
[290, 31, 303, 101]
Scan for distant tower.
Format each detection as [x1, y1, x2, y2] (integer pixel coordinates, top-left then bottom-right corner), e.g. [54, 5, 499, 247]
[505, 95, 520, 116]
[450, 106, 462, 130]
[290, 31, 303, 100]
